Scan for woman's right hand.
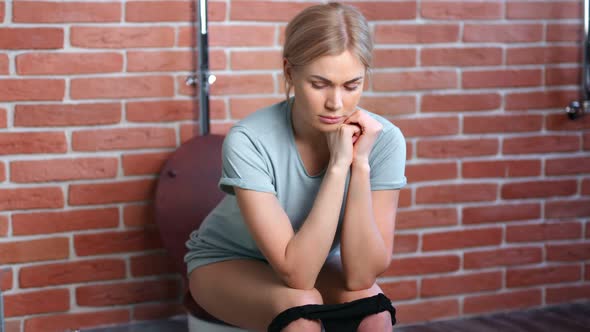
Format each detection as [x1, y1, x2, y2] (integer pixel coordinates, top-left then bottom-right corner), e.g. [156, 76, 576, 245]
[325, 123, 361, 170]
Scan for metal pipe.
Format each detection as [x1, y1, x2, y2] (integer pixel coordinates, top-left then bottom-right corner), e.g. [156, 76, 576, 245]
[197, 0, 210, 135]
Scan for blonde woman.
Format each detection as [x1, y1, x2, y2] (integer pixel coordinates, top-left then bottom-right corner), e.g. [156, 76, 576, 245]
[185, 2, 406, 331]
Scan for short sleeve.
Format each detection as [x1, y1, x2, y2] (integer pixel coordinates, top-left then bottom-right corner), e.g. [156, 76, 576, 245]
[218, 127, 276, 195]
[369, 126, 407, 190]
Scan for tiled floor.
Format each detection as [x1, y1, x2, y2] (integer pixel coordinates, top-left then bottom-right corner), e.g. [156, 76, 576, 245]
[82, 301, 590, 332]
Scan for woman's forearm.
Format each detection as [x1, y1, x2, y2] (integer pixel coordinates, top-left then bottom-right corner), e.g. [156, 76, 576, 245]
[283, 164, 348, 289]
[340, 161, 389, 290]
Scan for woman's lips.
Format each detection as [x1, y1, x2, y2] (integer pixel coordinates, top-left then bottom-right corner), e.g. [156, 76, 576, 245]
[319, 116, 343, 124]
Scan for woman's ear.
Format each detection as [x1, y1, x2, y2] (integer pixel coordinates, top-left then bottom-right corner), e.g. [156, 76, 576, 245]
[283, 58, 292, 83]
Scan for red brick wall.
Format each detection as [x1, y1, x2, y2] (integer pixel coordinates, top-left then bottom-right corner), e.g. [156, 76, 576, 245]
[1, 0, 588, 331]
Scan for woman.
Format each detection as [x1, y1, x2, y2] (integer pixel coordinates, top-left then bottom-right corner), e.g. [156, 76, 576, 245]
[185, 2, 406, 331]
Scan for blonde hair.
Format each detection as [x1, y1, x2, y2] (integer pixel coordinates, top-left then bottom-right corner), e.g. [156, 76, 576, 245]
[282, 2, 373, 101]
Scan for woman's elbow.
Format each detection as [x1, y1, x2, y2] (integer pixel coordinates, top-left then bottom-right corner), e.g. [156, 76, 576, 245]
[281, 271, 316, 290]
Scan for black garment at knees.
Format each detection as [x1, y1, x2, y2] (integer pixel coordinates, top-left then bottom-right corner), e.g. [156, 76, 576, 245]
[267, 293, 396, 332]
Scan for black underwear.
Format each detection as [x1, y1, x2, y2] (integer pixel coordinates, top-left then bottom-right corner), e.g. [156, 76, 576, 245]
[267, 293, 396, 332]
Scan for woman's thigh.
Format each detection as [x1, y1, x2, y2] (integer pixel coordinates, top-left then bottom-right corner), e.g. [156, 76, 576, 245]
[314, 255, 384, 304]
[189, 259, 323, 331]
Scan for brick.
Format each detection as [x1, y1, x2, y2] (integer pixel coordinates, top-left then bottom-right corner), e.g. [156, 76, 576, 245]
[422, 93, 501, 112]
[395, 116, 458, 138]
[72, 127, 176, 151]
[75, 229, 162, 256]
[76, 279, 180, 306]
[230, 50, 282, 70]
[346, 1, 417, 20]
[396, 299, 459, 325]
[358, 96, 416, 116]
[583, 179, 590, 196]
[24, 310, 130, 332]
[546, 112, 590, 131]
[464, 114, 542, 134]
[12, 208, 119, 236]
[373, 71, 457, 91]
[0, 79, 64, 101]
[464, 24, 543, 43]
[507, 265, 581, 288]
[14, 1, 120, 23]
[0, 215, 7, 236]
[5, 321, 20, 332]
[0, 238, 68, 265]
[396, 208, 457, 230]
[463, 203, 540, 224]
[122, 152, 172, 176]
[230, 1, 316, 21]
[374, 49, 416, 68]
[133, 303, 186, 321]
[421, 47, 501, 67]
[69, 179, 156, 205]
[421, 271, 502, 297]
[210, 74, 274, 95]
[71, 27, 174, 48]
[123, 203, 155, 227]
[587, 264, 590, 280]
[464, 289, 541, 315]
[1, 267, 12, 290]
[127, 0, 225, 22]
[5, 289, 69, 317]
[417, 138, 498, 158]
[14, 103, 121, 127]
[393, 233, 418, 254]
[17, 52, 122, 75]
[377, 281, 417, 301]
[503, 135, 580, 155]
[507, 46, 580, 65]
[0, 187, 64, 211]
[422, 1, 501, 19]
[19, 259, 125, 288]
[127, 50, 225, 72]
[546, 67, 581, 86]
[209, 26, 275, 47]
[547, 243, 590, 262]
[506, 90, 580, 111]
[229, 97, 284, 119]
[463, 69, 541, 89]
[417, 183, 497, 204]
[406, 162, 457, 183]
[375, 24, 459, 44]
[130, 252, 176, 277]
[0, 161, 5, 182]
[0, 28, 63, 49]
[127, 100, 194, 122]
[546, 285, 590, 304]
[585, 132, 590, 150]
[71, 76, 174, 99]
[547, 24, 582, 42]
[0, 54, 8, 74]
[507, 1, 581, 19]
[422, 228, 502, 251]
[464, 247, 543, 269]
[11, 157, 117, 183]
[506, 221, 582, 243]
[383, 255, 460, 277]
[546, 199, 590, 218]
[502, 180, 577, 199]
[0, 2, 4, 23]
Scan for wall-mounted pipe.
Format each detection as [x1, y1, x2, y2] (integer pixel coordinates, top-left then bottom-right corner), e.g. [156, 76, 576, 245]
[566, 0, 589, 119]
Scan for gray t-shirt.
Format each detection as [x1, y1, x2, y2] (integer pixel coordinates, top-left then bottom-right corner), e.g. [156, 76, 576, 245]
[184, 99, 407, 274]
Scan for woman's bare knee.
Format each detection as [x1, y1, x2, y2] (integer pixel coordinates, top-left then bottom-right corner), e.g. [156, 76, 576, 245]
[358, 310, 392, 332]
[282, 317, 322, 332]
[273, 288, 323, 332]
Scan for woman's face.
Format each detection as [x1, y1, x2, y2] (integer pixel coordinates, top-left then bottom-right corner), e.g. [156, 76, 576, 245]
[288, 50, 366, 133]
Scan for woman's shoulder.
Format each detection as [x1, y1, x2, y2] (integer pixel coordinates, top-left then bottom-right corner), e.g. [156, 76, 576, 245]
[229, 99, 289, 138]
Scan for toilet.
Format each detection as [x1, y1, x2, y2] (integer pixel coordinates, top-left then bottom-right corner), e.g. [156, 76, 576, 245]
[154, 134, 250, 332]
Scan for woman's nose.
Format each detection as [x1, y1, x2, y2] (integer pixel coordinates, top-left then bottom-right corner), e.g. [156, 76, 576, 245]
[325, 88, 343, 111]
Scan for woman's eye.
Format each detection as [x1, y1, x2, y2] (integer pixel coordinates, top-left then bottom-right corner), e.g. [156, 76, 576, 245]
[345, 85, 359, 91]
[311, 82, 326, 89]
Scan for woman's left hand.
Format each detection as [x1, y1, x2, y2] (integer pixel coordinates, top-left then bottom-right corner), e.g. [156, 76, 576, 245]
[344, 109, 383, 164]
